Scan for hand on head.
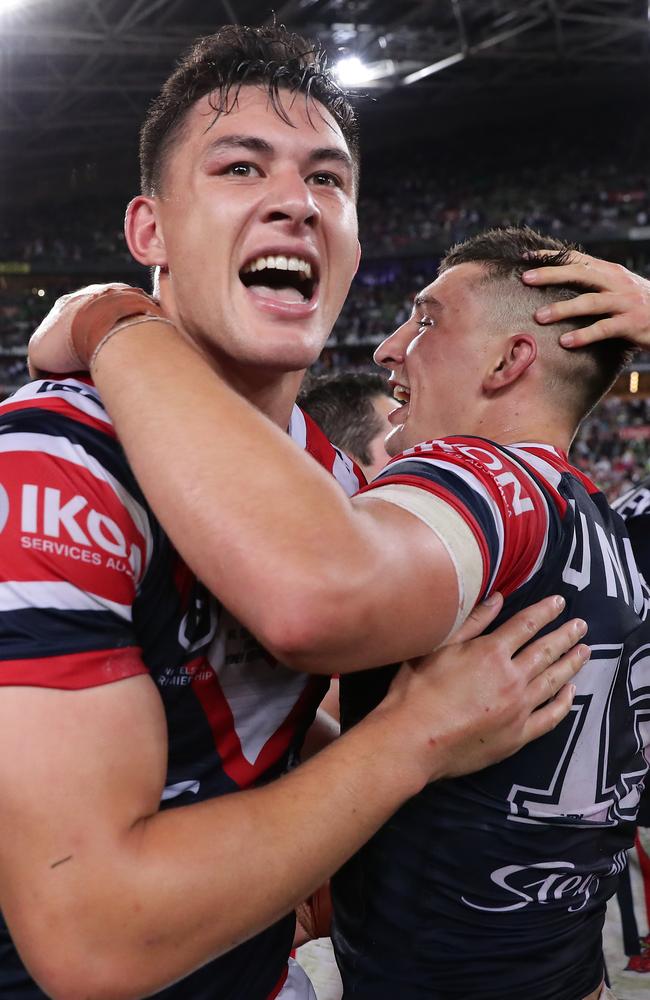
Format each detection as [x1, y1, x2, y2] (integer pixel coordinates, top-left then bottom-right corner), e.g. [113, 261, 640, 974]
[522, 250, 650, 350]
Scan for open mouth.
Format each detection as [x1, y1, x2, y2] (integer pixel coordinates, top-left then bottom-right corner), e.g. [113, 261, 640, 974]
[240, 254, 317, 305]
[392, 384, 410, 406]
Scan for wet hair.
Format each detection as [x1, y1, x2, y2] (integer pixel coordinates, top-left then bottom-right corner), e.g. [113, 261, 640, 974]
[439, 226, 635, 422]
[139, 24, 360, 195]
[299, 372, 392, 467]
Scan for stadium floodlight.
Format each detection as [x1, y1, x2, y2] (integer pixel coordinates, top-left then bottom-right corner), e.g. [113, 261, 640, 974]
[333, 56, 395, 88]
[334, 56, 375, 87]
[0, 0, 40, 17]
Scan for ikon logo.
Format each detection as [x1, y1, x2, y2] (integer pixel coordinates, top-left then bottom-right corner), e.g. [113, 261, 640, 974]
[20, 484, 141, 573]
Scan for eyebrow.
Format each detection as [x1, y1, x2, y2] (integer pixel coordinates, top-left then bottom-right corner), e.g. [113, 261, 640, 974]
[308, 146, 354, 173]
[414, 293, 444, 310]
[204, 135, 354, 173]
[204, 135, 274, 156]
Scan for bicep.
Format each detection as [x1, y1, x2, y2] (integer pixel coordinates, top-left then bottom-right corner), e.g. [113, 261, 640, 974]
[0, 675, 167, 960]
[330, 493, 483, 670]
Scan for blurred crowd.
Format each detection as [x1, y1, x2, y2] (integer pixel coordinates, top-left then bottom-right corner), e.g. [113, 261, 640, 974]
[0, 207, 130, 268]
[358, 160, 650, 254]
[572, 397, 650, 501]
[2, 160, 650, 266]
[0, 290, 50, 394]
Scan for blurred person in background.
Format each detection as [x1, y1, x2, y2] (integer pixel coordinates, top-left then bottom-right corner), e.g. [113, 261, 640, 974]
[299, 371, 394, 481]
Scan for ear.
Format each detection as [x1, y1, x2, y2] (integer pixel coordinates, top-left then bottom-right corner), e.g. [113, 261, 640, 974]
[124, 195, 168, 268]
[483, 334, 537, 393]
[353, 239, 361, 276]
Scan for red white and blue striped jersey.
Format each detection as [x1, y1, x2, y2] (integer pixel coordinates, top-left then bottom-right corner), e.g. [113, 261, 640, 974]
[0, 375, 364, 1000]
[334, 435, 650, 1000]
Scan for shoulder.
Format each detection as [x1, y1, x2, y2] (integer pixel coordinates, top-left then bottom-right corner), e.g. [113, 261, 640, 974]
[368, 436, 546, 517]
[1, 375, 115, 436]
[0, 375, 148, 507]
[364, 436, 555, 599]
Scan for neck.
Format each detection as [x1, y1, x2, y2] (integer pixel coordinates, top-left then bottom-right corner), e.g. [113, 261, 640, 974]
[467, 399, 575, 454]
[207, 356, 306, 429]
[157, 279, 305, 430]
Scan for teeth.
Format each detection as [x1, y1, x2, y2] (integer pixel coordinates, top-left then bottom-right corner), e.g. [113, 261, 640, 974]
[243, 255, 313, 280]
[393, 386, 410, 404]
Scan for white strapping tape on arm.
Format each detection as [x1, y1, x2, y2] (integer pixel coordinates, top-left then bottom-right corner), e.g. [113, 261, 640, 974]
[357, 483, 485, 639]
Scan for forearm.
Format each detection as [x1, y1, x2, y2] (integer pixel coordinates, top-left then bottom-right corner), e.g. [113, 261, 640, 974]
[18, 708, 424, 999]
[89, 322, 457, 670]
[136, 709, 417, 961]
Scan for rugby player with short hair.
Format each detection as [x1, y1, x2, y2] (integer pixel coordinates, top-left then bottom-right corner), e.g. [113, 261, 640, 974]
[332, 228, 649, 1000]
[31, 227, 650, 1000]
[0, 26, 587, 1000]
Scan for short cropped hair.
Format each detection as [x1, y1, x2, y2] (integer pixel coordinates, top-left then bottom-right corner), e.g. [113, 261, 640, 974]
[140, 24, 360, 196]
[299, 372, 392, 467]
[440, 226, 635, 422]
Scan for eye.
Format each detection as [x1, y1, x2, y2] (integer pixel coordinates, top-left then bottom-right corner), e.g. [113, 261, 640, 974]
[225, 162, 261, 178]
[308, 171, 342, 188]
[417, 315, 435, 333]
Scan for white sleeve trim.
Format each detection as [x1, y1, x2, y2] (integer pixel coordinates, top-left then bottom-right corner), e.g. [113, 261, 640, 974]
[357, 483, 484, 638]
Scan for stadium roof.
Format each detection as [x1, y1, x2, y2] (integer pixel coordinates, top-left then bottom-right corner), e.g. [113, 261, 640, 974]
[1, 0, 648, 205]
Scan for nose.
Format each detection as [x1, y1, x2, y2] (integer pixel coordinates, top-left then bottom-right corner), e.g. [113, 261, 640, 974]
[374, 319, 411, 369]
[262, 168, 320, 230]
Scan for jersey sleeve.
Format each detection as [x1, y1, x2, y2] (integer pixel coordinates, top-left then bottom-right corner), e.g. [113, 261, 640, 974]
[358, 437, 553, 602]
[0, 380, 153, 689]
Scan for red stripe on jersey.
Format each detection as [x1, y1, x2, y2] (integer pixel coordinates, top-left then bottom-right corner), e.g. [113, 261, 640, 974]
[266, 964, 289, 1000]
[172, 558, 196, 605]
[190, 661, 325, 789]
[1, 394, 116, 439]
[302, 410, 337, 474]
[517, 445, 599, 500]
[366, 438, 552, 601]
[302, 410, 366, 487]
[0, 646, 146, 688]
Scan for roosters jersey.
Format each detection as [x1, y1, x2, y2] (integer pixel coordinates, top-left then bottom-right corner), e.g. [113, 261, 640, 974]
[0, 376, 363, 1000]
[334, 436, 650, 1000]
[613, 476, 650, 578]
